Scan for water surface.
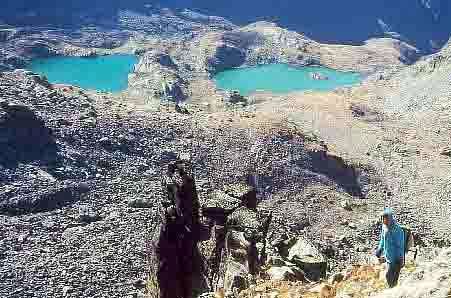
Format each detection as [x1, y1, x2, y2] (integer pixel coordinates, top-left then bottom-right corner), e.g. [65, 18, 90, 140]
[214, 63, 361, 96]
[29, 54, 138, 92]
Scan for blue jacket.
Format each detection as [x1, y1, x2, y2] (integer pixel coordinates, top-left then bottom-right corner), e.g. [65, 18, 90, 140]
[377, 208, 405, 263]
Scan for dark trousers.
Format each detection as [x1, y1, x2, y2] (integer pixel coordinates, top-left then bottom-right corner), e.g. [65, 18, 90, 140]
[386, 260, 402, 288]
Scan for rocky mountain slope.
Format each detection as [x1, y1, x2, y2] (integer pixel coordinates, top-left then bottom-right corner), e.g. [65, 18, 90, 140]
[0, 7, 236, 71]
[1, 6, 451, 298]
[237, 247, 451, 298]
[2, 44, 451, 296]
[1, 0, 450, 52]
[240, 39, 451, 250]
[0, 68, 384, 297]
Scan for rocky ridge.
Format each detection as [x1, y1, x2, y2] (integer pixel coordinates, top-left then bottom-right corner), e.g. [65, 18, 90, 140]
[1, 0, 450, 52]
[2, 9, 421, 103]
[127, 21, 420, 102]
[0, 7, 236, 71]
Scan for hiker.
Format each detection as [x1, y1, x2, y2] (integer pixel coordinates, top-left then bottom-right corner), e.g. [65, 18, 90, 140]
[374, 208, 405, 288]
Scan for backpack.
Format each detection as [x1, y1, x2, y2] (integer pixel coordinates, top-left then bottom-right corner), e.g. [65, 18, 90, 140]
[400, 225, 414, 255]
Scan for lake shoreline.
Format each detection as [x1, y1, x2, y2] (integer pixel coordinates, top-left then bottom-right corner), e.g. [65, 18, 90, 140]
[213, 63, 362, 96]
[28, 54, 138, 93]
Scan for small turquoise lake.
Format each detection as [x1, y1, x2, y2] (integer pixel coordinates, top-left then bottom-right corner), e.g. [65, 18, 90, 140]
[28, 55, 138, 93]
[214, 64, 361, 96]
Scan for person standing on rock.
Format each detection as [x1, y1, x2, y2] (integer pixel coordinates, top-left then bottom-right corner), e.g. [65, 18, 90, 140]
[374, 208, 405, 288]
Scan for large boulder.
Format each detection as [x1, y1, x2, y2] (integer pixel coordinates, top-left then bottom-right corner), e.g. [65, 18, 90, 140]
[288, 237, 327, 281]
[201, 183, 257, 225]
[201, 190, 242, 225]
[266, 266, 305, 281]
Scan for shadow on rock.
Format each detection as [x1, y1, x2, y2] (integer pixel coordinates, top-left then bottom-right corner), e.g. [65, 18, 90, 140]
[309, 150, 363, 197]
[0, 101, 57, 168]
[0, 182, 91, 215]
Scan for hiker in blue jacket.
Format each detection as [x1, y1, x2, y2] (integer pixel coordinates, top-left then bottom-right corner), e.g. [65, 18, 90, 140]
[375, 208, 405, 288]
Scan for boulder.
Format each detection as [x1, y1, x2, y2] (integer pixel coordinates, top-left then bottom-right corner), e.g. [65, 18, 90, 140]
[267, 255, 289, 267]
[29, 74, 52, 89]
[272, 237, 297, 258]
[202, 183, 257, 225]
[228, 90, 247, 104]
[201, 190, 243, 224]
[214, 205, 272, 293]
[227, 207, 261, 232]
[175, 102, 190, 114]
[288, 238, 327, 281]
[267, 266, 305, 281]
[223, 183, 257, 210]
[340, 200, 353, 211]
[128, 197, 153, 208]
[202, 190, 242, 211]
[328, 272, 345, 284]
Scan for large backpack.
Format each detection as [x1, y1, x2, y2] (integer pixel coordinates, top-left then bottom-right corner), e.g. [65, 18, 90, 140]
[400, 225, 415, 255]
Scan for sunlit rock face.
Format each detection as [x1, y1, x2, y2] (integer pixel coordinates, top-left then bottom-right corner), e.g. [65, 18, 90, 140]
[128, 51, 187, 101]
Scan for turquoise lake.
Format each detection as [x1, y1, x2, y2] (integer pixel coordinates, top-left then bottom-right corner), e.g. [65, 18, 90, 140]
[214, 64, 361, 96]
[29, 55, 138, 93]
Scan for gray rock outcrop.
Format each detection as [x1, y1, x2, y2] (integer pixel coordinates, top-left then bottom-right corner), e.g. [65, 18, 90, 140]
[199, 183, 271, 296]
[288, 237, 327, 281]
[128, 51, 187, 102]
[152, 159, 206, 298]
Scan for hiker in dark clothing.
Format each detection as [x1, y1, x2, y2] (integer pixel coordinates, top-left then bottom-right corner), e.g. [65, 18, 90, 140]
[375, 208, 405, 288]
